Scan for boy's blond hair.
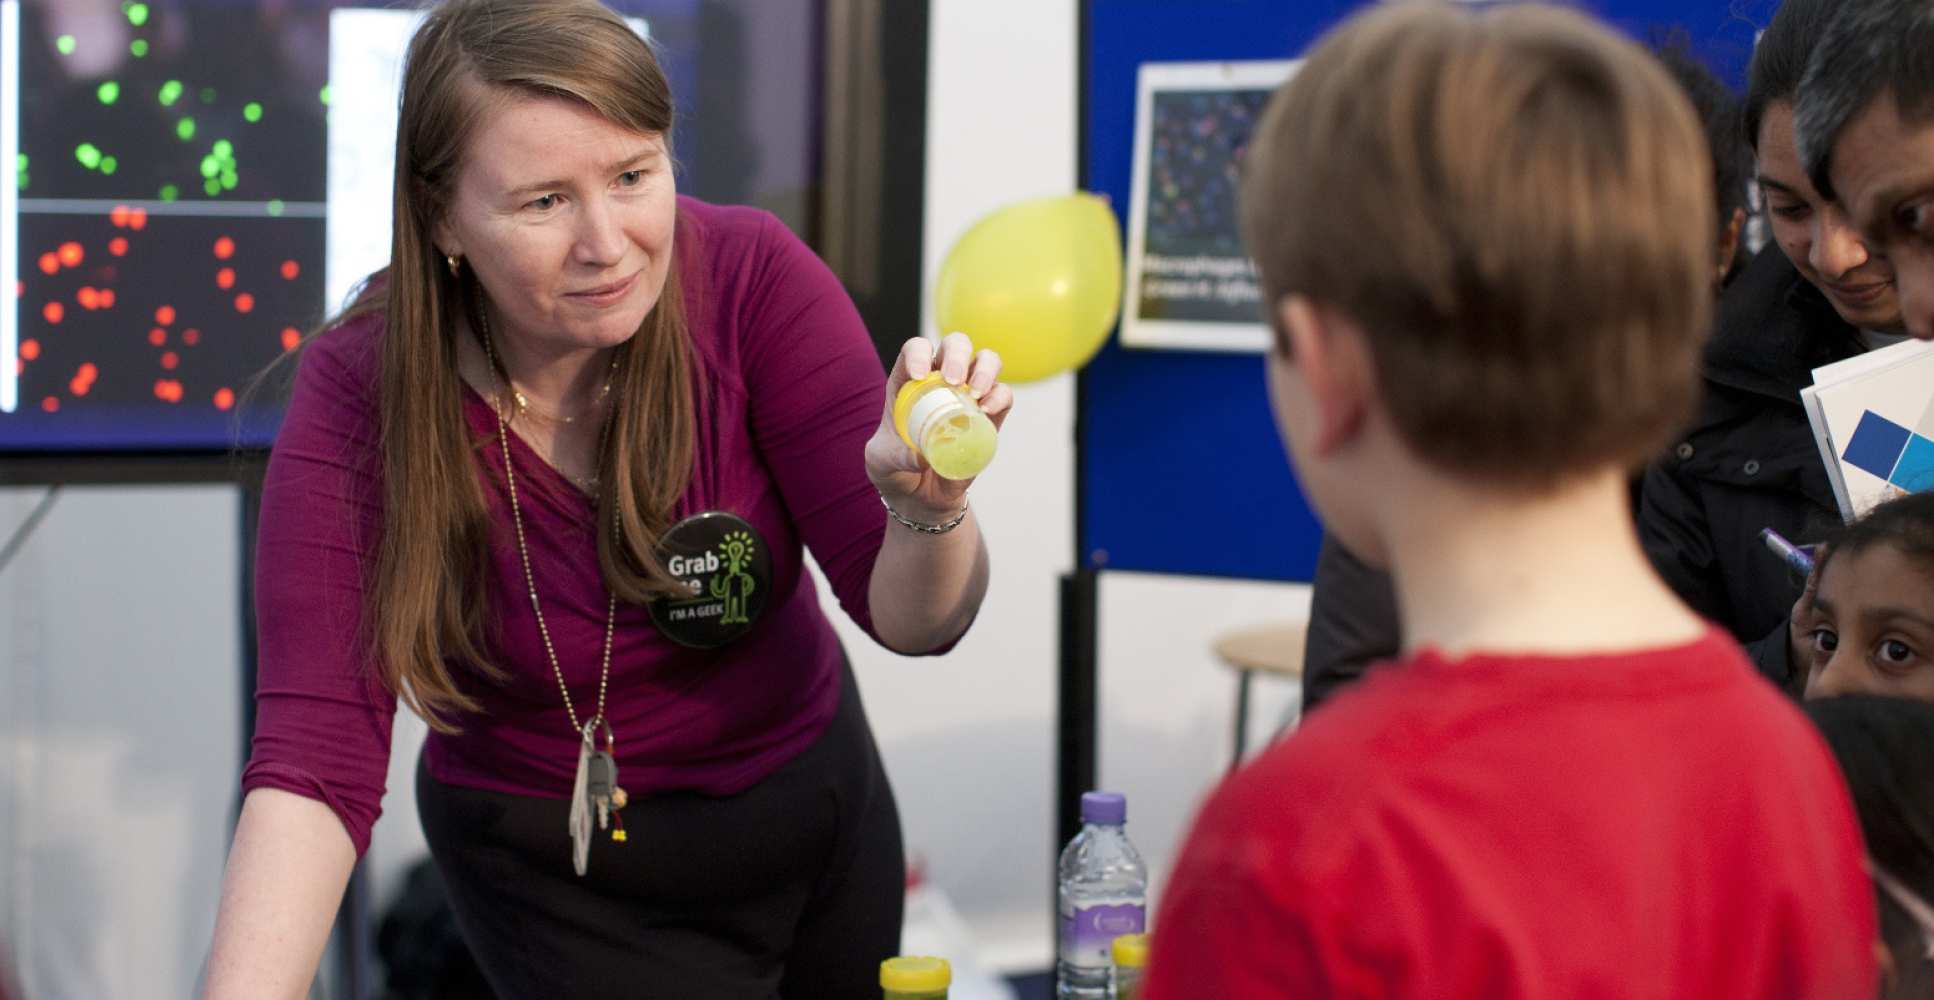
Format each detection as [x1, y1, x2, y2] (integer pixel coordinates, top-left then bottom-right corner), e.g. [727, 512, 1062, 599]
[1242, 1, 1713, 490]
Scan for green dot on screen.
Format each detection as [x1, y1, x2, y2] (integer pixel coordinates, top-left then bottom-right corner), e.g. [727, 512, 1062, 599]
[160, 184, 179, 202]
[97, 81, 120, 105]
[266, 198, 286, 217]
[74, 143, 102, 169]
[56, 35, 76, 55]
[200, 155, 219, 179]
[127, 3, 150, 26]
[15, 154, 25, 169]
[319, 84, 332, 106]
[15, 175, 26, 191]
[177, 117, 196, 141]
[100, 156, 118, 175]
[213, 139, 234, 158]
[204, 178, 222, 196]
[220, 173, 239, 191]
[243, 102, 263, 123]
[159, 80, 182, 106]
[130, 39, 149, 58]
[200, 87, 217, 104]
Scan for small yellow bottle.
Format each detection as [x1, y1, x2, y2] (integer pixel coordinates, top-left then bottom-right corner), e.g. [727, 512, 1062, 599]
[881, 955, 951, 1000]
[1111, 932, 1148, 999]
[892, 373, 998, 481]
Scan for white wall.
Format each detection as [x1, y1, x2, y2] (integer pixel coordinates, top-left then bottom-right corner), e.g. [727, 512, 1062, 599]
[1, 485, 242, 999]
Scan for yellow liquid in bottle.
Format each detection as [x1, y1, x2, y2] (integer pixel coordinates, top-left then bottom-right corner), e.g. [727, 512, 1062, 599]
[893, 374, 998, 481]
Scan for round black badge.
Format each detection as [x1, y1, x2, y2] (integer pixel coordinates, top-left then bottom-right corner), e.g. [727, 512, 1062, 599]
[647, 512, 770, 649]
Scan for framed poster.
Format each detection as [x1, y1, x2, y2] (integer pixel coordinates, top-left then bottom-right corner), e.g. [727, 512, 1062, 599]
[1119, 59, 1297, 352]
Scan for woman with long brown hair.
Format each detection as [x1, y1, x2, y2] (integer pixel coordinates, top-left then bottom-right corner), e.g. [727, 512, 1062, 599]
[202, 2, 1009, 996]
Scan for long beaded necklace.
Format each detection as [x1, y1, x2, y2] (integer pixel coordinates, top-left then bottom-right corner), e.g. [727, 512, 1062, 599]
[476, 298, 628, 875]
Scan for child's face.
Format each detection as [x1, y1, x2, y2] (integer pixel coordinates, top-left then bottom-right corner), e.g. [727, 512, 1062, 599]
[1805, 545, 1934, 701]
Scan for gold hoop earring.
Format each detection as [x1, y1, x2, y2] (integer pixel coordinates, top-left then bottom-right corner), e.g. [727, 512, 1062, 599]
[446, 254, 461, 277]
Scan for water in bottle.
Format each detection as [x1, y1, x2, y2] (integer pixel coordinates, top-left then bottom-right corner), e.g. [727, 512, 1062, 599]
[1056, 791, 1147, 999]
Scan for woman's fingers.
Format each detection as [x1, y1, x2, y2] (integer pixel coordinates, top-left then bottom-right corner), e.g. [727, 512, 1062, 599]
[936, 331, 975, 386]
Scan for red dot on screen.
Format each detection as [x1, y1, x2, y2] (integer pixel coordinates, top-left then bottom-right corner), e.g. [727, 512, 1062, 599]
[42, 302, 64, 324]
[110, 205, 131, 228]
[182, 328, 201, 346]
[79, 362, 98, 380]
[215, 267, 235, 290]
[41, 396, 59, 413]
[37, 252, 58, 275]
[99, 289, 115, 308]
[281, 327, 301, 351]
[160, 351, 179, 370]
[234, 293, 255, 313]
[20, 339, 41, 360]
[76, 287, 99, 310]
[128, 208, 148, 231]
[148, 328, 166, 346]
[155, 305, 175, 326]
[108, 237, 129, 257]
[214, 387, 236, 411]
[280, 260, 300, 280]
[214, 236, 235, 260]
[58, 242, 83, 268]
[69, 379, 89, 397]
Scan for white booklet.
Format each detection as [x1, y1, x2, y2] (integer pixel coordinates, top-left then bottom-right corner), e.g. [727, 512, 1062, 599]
[1800, 337, 1934, 522]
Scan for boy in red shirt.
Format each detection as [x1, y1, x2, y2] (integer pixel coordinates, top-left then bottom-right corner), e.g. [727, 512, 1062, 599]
[1145, 4, 1879, 997]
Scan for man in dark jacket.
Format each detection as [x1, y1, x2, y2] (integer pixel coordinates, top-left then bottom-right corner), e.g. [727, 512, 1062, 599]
[1636, 246, 1867, 690]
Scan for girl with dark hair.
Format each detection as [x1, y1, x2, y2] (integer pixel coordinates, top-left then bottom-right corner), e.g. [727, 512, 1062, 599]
[1805, 492, 1934, 701]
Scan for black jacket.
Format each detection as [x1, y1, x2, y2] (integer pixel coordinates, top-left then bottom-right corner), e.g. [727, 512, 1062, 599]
[1637, 246, 1865, 691]
[1303, 248, 1866, 712]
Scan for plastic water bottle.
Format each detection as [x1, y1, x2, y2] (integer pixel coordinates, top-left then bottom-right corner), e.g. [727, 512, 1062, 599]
[1056, 791, 1148, 999]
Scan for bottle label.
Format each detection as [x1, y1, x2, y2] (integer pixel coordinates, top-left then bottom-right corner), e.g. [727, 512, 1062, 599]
[1058, 902, 1145, 969]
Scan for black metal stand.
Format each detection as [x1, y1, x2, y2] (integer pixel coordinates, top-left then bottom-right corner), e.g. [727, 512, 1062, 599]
[1055, 569, 1100, 854]
[1054, 3, 1100, 965]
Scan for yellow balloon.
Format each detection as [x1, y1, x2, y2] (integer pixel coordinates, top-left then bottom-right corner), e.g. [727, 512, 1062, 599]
[934, 193, 1123, 383]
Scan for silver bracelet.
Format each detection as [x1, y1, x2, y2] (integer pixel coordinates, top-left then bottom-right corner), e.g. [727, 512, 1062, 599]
[881, 495, 970, 535]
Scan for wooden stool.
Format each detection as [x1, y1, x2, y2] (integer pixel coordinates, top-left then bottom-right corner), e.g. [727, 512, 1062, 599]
[1213, 622, 1307, 772]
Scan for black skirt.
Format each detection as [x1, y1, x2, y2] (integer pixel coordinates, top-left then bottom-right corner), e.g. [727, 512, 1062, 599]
[415, 663, 905, 999]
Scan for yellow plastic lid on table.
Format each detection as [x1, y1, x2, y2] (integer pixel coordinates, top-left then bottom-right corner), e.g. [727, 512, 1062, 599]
[1112, 932, 1149, 968]
[881, 955, 952, 992]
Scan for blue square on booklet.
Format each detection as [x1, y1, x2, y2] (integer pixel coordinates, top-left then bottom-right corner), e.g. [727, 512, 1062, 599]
[1892, 433, 1934, 493]
[1843, 411, 1914, 481]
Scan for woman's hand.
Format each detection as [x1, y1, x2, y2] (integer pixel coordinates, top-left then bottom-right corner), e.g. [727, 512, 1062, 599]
[865, 332, 1013, 521]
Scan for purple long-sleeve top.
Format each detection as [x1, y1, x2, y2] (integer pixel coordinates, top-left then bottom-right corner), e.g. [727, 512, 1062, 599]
[242, 198, 904, 856]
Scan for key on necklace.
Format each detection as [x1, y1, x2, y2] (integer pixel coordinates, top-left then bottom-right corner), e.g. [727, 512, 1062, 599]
[588, 751, 617, 830]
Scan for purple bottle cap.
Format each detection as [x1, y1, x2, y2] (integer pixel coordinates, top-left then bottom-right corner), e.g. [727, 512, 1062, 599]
[1081, 791, 1126, 825]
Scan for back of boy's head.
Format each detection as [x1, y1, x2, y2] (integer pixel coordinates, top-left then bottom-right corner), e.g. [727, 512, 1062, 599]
[1240, 1, 1713, 491]
[1824, 491, 1934, 580]
[1803, 694, 1934, 996]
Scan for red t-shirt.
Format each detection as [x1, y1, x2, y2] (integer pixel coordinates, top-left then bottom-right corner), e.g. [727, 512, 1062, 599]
[1146, 632, 1876, 999]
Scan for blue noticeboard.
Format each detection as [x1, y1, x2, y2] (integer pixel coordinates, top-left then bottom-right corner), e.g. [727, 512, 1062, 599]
[1077, 0, 1765, 583]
